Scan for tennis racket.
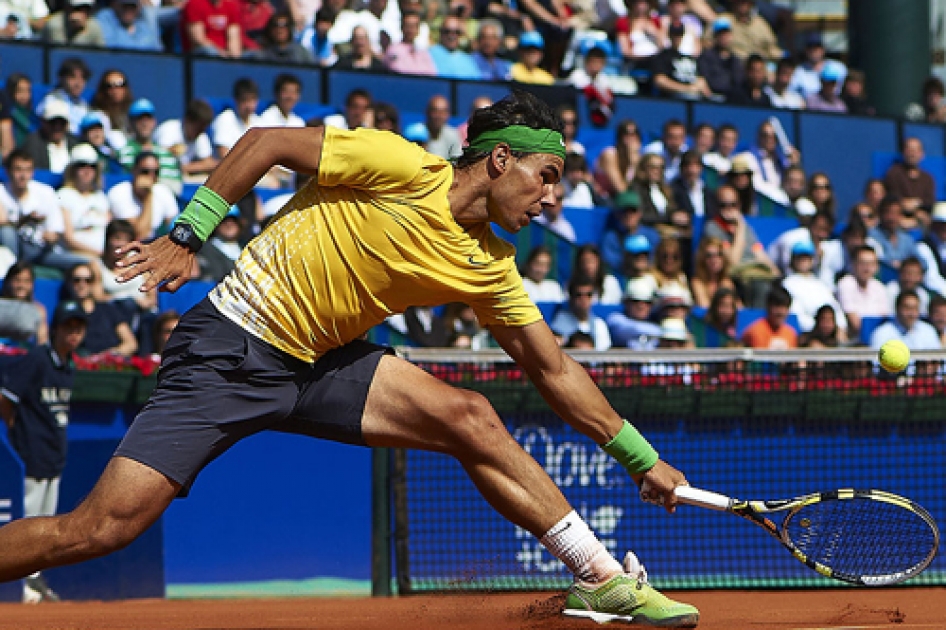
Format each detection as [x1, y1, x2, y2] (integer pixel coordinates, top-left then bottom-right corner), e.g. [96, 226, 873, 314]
[674, 486, 940, 586]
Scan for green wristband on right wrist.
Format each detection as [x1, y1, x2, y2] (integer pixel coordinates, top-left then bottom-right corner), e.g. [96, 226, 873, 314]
[178, 185, 231, 242]
[601, 419, 659, 475]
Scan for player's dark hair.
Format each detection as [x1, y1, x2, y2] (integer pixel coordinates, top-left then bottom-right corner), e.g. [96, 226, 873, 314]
[766, 283, 792, 309]
[456, 90, 563, 169]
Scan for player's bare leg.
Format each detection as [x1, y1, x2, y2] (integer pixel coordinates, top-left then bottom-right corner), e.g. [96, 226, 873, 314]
[363, 354, 579, 538]
[362, 355, 698, 627]
[0, 456, 179, 582]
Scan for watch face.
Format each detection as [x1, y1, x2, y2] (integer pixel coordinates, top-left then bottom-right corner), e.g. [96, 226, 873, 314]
[173, 225, 190, 240]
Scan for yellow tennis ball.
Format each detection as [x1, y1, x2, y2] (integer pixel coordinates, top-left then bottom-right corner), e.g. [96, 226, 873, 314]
[879, 340, 910, 373]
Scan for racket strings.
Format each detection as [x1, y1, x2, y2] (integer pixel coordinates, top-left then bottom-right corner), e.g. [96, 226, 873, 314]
[785, 498, 937, 579]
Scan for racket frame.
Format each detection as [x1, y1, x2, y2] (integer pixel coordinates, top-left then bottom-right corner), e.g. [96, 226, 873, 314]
[674, 486, 940, 586]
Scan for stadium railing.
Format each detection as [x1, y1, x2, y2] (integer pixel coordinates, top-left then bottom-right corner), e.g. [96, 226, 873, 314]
[372, 347, 946, 594]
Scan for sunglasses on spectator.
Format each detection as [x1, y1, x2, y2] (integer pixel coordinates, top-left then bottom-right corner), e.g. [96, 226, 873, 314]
[705, 251, 723, 258]
[442, 28, 464, 35]
[72, 276, 93, 283]
[812, 182, 831, 190]
[137, 168, 158, 175]
[719, 200, 740, 208]
[573, 290, 594, 298]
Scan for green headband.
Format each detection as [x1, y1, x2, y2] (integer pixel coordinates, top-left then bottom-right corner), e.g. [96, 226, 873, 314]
[467, 125, 566, 160]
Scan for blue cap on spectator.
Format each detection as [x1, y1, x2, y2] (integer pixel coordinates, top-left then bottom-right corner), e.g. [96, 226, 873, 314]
[820, 65, 843, 83]
[624, 234, 652, 255]
[791, 239, 816, 257]
[79, 111, 106, 132]
[403, 121, 430, 143]
[806, 32, 824, 48]
[224, 205, 242, 219]
[129, 98, 156, 118]
[519, 31, 545, 50]
[580, 38, 611, 58]
[53, 301, 88, 327]
[712, 17, 732, 35]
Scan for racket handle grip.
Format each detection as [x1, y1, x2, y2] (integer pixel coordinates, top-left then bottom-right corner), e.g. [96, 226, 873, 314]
[674, 486, 732, 511]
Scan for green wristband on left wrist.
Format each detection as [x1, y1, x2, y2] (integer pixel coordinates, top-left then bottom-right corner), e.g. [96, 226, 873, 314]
[600, 419, 659, 475]
[178, 185, 231, 242]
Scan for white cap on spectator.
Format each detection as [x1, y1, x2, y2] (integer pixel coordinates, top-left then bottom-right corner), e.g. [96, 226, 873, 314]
[932, 202, 946, 223]
[655, 284, 693, 309]
[660, 318, 689, 341]
[43, 100, 70, 122]
[795, 197, 817, 217]
[69, 143, 99, 166]
[625, 277, 655, 302]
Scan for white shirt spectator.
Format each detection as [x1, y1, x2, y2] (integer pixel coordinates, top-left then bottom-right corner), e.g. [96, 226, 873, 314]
[534, 214, 577, 243]
[58, 187, 110, 255]
[563, 181, 594, 209]
[522, 278, 565, 304]
[789, 59, 847, 99]
[0, 0, 47, 37]
[765, 86, 806, 110]
[211, 109, 263, 153]
[818, 238, 883, 289]
[550, 309, 612, 350]
[915, 240, 946, 298]
[782, 272, 847, 333]
[0, 180, 63, 246]
[107, 181, 179, 238]
[263, 192, 293, 218]
[97, 258, 145, 301]
[257, 104, 305, 128]
[155, 119, 215, 166]
[870, 319, 941, 351]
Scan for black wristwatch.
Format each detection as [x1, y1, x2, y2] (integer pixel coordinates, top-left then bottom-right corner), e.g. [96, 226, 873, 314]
[168, 222, 203, 253]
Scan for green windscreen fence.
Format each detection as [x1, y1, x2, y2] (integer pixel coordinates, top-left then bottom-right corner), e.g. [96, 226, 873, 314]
[385, 349, 945, 592]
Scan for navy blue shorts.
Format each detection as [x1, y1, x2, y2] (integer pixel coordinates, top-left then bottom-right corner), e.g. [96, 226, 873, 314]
[115, 298, 390, 495]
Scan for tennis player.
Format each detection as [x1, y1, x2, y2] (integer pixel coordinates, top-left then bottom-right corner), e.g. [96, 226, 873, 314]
[0, 92, 697, 627]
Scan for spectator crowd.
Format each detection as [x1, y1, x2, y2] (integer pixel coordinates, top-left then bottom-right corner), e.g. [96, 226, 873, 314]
[0, 0, 943, 367]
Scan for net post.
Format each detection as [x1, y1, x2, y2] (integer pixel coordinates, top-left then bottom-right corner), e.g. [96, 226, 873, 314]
[371, 447, 392, 596]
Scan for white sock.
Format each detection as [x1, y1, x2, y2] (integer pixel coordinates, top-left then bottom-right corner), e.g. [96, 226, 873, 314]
[539, 510, 622, 584]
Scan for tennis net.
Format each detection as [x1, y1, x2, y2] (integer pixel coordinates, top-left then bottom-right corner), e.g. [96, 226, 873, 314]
[382, 349, 946, 592]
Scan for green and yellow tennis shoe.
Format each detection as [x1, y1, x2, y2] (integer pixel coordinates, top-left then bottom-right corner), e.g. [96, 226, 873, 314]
[563, 554, 699, 627]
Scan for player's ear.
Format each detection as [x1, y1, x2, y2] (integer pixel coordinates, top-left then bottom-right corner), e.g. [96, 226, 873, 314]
[489, 143, 511, 173]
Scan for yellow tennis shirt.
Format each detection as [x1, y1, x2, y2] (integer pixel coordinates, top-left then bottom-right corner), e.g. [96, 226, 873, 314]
[209, 126, 542, 363]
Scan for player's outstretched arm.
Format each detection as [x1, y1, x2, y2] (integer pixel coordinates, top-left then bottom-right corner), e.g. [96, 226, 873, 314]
[116, 126, 327, 292]
[491, 321, 687, 512]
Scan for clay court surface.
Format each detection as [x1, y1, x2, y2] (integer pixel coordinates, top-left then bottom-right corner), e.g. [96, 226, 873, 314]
[0, 588, 944, 629]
